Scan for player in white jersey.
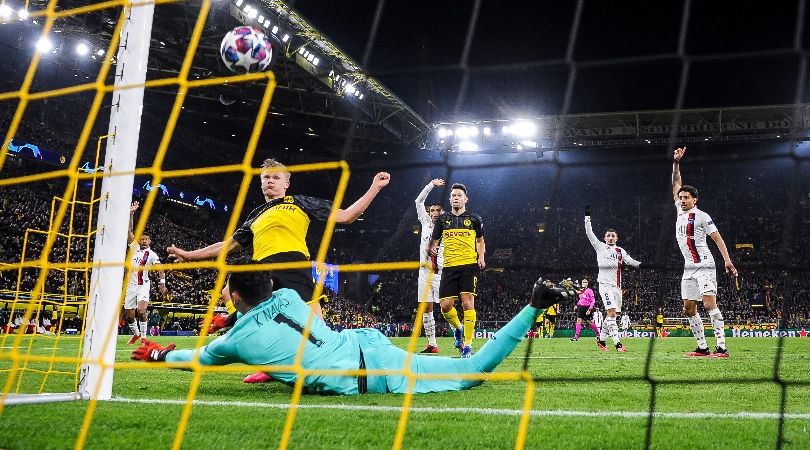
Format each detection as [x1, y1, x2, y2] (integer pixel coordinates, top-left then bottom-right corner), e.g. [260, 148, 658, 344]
[415, 178, 445, 353]
[620, 312, 631, 331]
[584, 206, 641, 352]
[125, 201, 168, 345]
[592, 309, 604, 331]
[672, 147, 737, 358]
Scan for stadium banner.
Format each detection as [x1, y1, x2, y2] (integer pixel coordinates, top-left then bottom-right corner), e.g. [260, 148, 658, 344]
[474, 328, 809, 339]
[312, 263, 339, 292]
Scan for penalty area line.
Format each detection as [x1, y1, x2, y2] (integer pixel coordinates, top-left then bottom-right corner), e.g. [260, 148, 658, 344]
[108, 397, 810, 420]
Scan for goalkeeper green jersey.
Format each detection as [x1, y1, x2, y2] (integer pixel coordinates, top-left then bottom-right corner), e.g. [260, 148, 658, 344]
[166, 288, 542, 395]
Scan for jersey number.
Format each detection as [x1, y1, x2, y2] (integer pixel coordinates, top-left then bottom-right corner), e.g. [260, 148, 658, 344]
[273, 313, 324, 347]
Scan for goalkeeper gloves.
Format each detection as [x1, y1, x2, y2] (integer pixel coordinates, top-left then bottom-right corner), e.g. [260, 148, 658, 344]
[201, 313, 232, 334]
[131, 339, 176, 362]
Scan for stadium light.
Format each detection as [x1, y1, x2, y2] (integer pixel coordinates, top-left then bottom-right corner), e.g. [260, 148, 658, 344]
[437, 127, 450, 138]
[242, 4, 250, 12]
[247, 9, 257, 19]
[36, 37, 53, 53]
[96, 49, 105, 56]
[483, 126, 491, 136]
[501, 125, 510, 134]
[345, 85, 356, 94]
[359, 93, 364, 99]
[282, 34, 290, 42]
[271, 25, 278, 34]
[17, 8, 28, 20]
[235, 0, 243, 6]
[0, 4, 12, 18]
[263, 19, 271, 28]
[298, 47, 305, 55]
[458, 141, 478, 152]
[75, 43, 89, 56]
[306, 54, 315, 62]
[258, 15, 264, 23]
[509, 121, 537, 137]
[312, 57, 319, 66]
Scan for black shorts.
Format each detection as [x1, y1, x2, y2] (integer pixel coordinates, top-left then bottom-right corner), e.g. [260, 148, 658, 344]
[576, 306, 593, 320]
[260, 252, 323, 304]
[439, 263, 479, 300]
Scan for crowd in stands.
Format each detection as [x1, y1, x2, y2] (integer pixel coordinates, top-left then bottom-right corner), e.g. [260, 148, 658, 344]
[2, 145, 810, 334]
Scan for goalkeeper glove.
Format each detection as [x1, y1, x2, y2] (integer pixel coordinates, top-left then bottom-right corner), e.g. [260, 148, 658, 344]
[131, 339, 176, 362]
[202, 313, 231, 334]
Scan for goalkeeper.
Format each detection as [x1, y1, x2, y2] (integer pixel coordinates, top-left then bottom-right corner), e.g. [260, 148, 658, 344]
[133, 265, 576, 395]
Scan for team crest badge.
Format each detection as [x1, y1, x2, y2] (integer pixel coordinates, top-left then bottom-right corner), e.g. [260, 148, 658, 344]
[284, 196, 294, 203]
[463, 218, 471, 227]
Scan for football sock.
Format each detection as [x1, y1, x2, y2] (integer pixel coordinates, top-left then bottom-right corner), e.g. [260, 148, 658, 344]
[688, 314, 708, 349]
[598, 320, 608, 342]
[442, 307, 462, 330]
[463, 309, 477, 346]
[590, 322, 600, 335]
[605, 317, 620, 345]
[139, 321, 148, 336]
[707, 307, 726, 349]
[128, 320, 139, 336]
[574, 323, 582, 339]
[423, 312, 437, 346]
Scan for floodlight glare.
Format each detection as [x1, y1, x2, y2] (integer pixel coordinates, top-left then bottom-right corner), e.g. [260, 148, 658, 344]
[76, 43, 89, 56]
[299, 47, 305, 55]
[358, 93, 364, 100]
[483, 126, 491, 136]
[271, 25, 279, 34]
[282, 34, 290, 42]
[437, 128, 450, 138]
[0, 4, 11, 18]
[96, 49, 105, 56]
[242, 4, 250, 12]
[345, 85, 356, 94]
[247, 9, 257, 19]
[502, 125, 510, 134]
[306, 54, 314, 62]
[458, 141, 478, 152]
[263, 19, 271, 27]
[258, 15, 264, 23]
[510, 121, 537, 137]
[18, 8, 29, 20]
[313, 57, 319, 66]
[235, 0, 243, 6]
[36, 37, 53, 53]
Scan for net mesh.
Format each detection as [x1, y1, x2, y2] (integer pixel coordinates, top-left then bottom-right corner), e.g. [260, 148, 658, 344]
[0, 0, 809, 449]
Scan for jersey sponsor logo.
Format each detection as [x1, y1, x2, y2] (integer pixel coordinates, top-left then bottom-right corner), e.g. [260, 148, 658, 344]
[444, 230, 473, 237]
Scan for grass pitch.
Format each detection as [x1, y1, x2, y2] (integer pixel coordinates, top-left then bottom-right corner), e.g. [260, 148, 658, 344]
[1, 335, 809, 449]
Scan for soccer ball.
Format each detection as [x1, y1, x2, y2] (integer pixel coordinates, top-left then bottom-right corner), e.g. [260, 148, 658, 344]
[219, 26, 272, 73]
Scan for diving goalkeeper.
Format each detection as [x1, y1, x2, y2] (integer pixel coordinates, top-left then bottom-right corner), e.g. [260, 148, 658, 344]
[132, 264, 575, 395]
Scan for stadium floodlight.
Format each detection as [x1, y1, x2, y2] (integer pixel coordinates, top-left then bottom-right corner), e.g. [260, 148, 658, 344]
[354, 89, 360, 97]
[0, 4, 12, 18]
[242, 4, 250, 12]
[271, 25, 279, 34]
[509, 121, 537, 137]
[247, 8, 257, 19]
[235, 0, 243, 6]
[258, 15, 264, 23]
[282, 34, 290, 42]
[345, 85, 356, 94]
[306, 54, 315, 62]
[263, 19, 271, 28]
[36, 37, 53, 53]
[18, 8, 28, 20]
[359, 93, 364, 99]
[458, 141, 478, 152]
[483, 126, 491, 136]
[96, 49, 105, 56]
[502, 125, 510, 134]
[298, 47, 305, 55]
[313, 57, 319, 66]
[437, 127, 450, 138]
[76, 42, 89, 56]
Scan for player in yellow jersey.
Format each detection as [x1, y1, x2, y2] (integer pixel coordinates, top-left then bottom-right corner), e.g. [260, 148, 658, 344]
[544, 302, 558, 338]
[427, 183, 485, 358]
[167, 158, 390, 382]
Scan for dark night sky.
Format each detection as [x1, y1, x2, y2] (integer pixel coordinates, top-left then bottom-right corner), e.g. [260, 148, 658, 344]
[291, 0, 805, 121]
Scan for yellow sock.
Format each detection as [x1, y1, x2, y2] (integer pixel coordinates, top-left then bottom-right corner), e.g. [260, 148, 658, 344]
[463, 309, 477, 346]
[442, 307, 462, 330]
[548, 322, 556, 338]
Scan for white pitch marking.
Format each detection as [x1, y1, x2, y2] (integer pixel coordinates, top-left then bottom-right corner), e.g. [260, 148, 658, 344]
[108, 397, 810, 420]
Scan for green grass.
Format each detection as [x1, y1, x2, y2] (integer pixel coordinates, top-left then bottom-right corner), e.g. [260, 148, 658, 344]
[1, 335, 809, 449]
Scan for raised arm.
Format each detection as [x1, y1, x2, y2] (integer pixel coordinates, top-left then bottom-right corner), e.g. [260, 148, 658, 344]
[672, 147, 685, 201]
[167, 238, 241, 262]
[334, 172, 391, 224]
[128, 201, 139, 243]
[415, 178, 444, 224]
[709, 231, 738, 277]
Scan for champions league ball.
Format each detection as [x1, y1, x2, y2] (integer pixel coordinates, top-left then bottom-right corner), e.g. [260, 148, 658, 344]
[220, 26, 272, 73]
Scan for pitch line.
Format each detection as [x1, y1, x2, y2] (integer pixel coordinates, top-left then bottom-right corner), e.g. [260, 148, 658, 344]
[109, 397, 810, 420]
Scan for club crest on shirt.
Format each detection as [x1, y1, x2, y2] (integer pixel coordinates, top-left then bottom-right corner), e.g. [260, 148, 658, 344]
[463, 218, 471, 227]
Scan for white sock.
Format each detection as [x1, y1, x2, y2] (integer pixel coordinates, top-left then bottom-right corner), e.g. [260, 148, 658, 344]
[423, 312, 437, 346]
[707, 308, 726, 349]
[128, 321, 139, 336]
[688, 314, 708, 349]
[139, 321, 148, 336]
[605, 317, 620, 345]
[598, 320, 607, 342]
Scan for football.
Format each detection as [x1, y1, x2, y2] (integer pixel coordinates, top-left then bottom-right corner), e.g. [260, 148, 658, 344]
[219, 26, 272, 73]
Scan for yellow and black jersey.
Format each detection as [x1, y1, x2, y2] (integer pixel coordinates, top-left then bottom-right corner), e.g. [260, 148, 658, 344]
[431, 211, 484, 268]
[655, 313, 664, 325]
[233, 195, 333, 260]
[546, 304, 558, 316]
